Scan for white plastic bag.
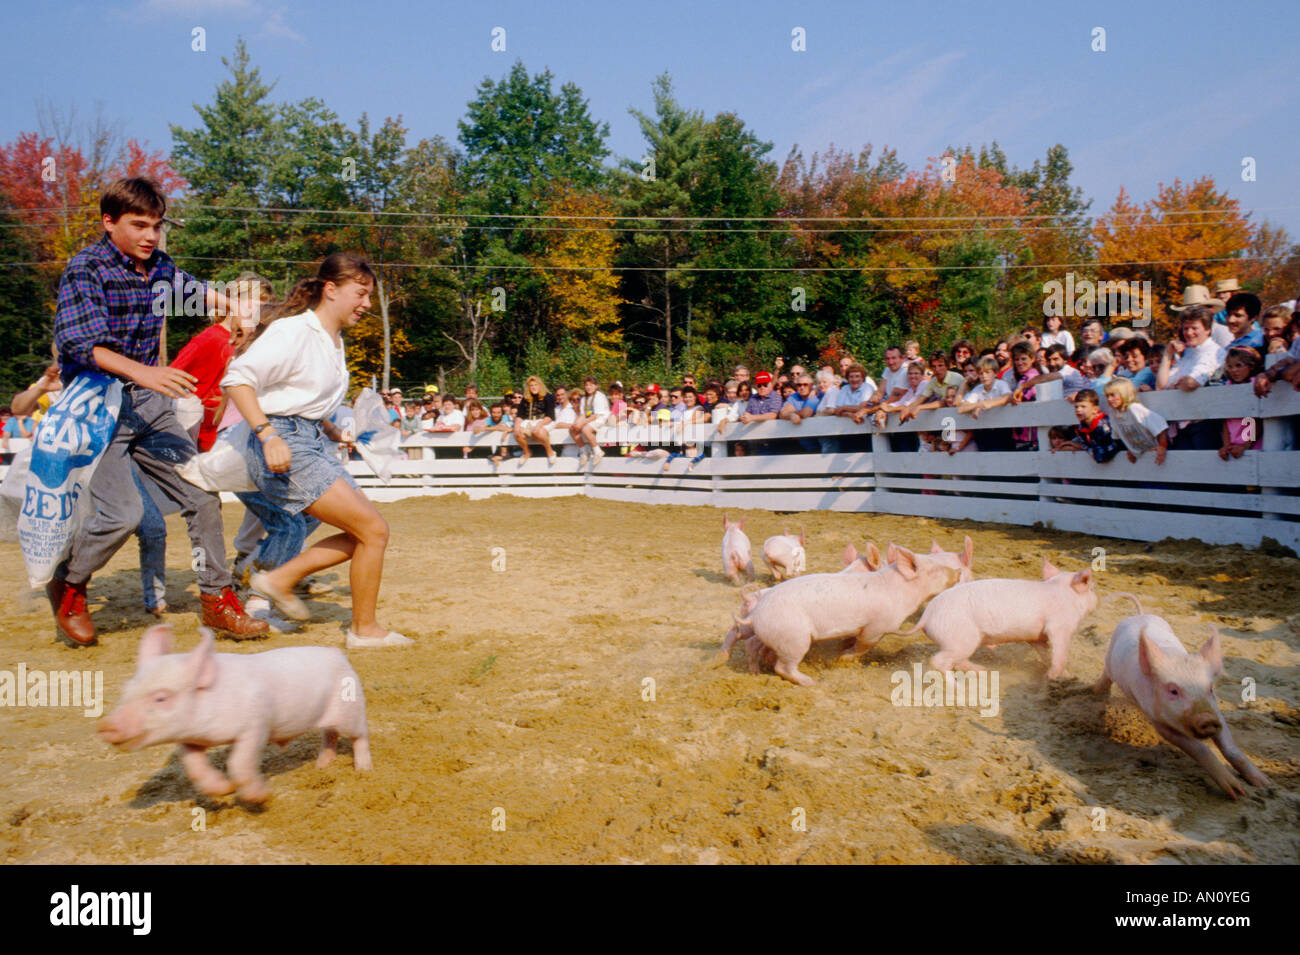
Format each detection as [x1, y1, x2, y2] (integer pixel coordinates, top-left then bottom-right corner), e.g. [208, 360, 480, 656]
[349, 388, 401, 484]
[177, 421, 258, 493]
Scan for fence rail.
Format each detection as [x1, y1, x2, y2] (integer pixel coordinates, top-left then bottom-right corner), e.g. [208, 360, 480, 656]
[346, 383, 1300, 553]
[3, 385, 1296, 553]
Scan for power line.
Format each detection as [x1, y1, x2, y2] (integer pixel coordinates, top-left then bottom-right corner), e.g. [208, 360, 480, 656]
[0, 255, 1278, 273]
[2, 201, 1294, 223]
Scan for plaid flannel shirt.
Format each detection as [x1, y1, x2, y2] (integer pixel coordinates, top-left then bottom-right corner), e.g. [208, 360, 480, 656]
[54, 233, 206, 383]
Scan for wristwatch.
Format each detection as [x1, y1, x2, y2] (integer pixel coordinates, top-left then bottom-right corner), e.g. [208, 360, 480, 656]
[253, 422, 273, 438]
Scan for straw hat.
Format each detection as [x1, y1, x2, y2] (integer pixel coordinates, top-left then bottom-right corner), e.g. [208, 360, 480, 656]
[1213, 278, 1240, 294]
[1170, 285, 1218, 312]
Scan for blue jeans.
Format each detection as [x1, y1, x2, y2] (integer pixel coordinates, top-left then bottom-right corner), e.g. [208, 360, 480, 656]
[236, 491, 320, 570]
[131, 462, 167, 611]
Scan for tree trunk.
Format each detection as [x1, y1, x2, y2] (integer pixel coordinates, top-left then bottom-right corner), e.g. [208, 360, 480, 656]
[664, 253, 672, 372]
[378, 270, 391, 390]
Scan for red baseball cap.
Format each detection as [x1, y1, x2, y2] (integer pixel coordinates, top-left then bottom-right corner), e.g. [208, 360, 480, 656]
[646, 383, 661, 393]
[754, 371, 773, 385]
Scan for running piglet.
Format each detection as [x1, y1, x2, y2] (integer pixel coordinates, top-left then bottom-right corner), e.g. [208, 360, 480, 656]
[1093, 615, 1270, 799]
[900, 557, 1097, 679]
[762, 527, 806, 581]
[97, 625, 371, 804]
[721, 515, 756, 584]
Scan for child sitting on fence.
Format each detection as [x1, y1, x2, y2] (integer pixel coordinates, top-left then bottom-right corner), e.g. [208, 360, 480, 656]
[1214, 346, 1264, 459]
[1054, 389, 1123, 462]
[1102, 377, 1168, 465]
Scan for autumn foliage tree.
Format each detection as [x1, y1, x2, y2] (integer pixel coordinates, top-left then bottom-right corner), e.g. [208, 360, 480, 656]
[1093, 177, 1253, 338]
[538, 187, 625, 353]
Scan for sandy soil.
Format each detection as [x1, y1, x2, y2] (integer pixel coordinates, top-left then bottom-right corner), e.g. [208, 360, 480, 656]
[1, 495, 1297, 864]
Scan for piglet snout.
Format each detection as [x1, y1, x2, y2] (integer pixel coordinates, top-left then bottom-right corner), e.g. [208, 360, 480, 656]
[1189, 710, 1222, 739]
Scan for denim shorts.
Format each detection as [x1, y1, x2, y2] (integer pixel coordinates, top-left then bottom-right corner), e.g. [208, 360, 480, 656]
[245, 416, 357, 515]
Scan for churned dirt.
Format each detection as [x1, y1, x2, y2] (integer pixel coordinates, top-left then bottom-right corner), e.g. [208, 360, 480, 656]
[1, 495, 1297, 864]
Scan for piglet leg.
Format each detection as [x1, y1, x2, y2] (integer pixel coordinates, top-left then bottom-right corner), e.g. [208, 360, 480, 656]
[1213, 725, 1271, 788]
[179, 744, 235, 797]
[227, 728, 271, 804]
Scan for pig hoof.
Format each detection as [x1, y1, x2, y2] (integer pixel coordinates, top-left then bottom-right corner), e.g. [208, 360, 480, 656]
[316, 749, 336, 769]
[198, 779, 236, 797]
[236, 780, 270, 804]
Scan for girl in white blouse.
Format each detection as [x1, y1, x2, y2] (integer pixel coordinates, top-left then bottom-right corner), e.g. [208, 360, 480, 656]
[1041, 314, 1076, 355]
[221, 253, 410, 648]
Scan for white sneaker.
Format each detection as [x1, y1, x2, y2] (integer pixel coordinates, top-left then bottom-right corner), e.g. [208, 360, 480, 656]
[346, 630, 415, 649]
[590, 447, 605, 466]
[578, 447, 590, 465]
[249, 572, 310, 621]
[245, 595, 298, 633]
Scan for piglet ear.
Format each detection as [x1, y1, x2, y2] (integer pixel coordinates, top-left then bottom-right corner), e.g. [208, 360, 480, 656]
[1070, 569, 1093, 593]
[1042, 556, 1059, 580]
[798, 525, 805, 546]
[1199, 625, 1225, 676]
[930, 541, 943, 554]
[962, 536, 974, 567]
[842, 543, 858, 567]
[894, 546, 918, 580]
[188, 628, 219, 691]
[864, 542, 883, 570]
[138, 625, 174, 667]
[886, 542, 899, 564]
[1138, 627, 1164, 679]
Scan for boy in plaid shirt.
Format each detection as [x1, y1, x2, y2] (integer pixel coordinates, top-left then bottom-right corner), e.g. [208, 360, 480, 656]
[47, 177, 266, 645]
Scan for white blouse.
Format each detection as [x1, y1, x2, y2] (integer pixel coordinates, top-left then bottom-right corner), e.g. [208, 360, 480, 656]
[221, 310, 348, 421]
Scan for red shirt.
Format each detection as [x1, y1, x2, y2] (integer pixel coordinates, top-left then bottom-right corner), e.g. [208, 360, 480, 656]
[172, 324, 235, 451]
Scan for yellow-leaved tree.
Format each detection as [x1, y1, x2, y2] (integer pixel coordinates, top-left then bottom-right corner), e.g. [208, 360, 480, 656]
[537, 188, 625, 352]
[1093, 177, 1253, 338]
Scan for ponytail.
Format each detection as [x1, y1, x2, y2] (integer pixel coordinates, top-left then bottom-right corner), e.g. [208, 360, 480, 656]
[242, 253, 375, 348]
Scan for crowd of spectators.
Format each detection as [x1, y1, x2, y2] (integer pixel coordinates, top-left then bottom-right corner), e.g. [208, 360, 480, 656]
[344, 277, 1300, 470]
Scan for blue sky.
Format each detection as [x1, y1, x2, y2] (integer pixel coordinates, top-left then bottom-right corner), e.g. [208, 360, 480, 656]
[5, 0, 1298, 235]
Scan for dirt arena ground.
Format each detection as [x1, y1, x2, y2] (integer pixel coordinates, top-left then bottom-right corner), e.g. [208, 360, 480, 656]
[1, 495, 1297, 864]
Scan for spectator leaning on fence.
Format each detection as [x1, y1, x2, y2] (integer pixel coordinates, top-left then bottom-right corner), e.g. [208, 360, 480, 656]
[1056, 388, 1123, 463]
[1223, 293, 1264, 350]
[570, 376, 610, 466]
[1102, 377, 1168, 465]
[1215, 347, 1264, 460]
[1156, 304, 1227, 450]
[879, 346, 909, 403]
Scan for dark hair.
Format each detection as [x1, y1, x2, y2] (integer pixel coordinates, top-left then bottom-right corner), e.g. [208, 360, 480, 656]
[1224, 292, 1261, 320]
[885, 344, 902, 356]
[929, 349, 948, 363]
[681, 385, 697, 398]
[1081, 317, 1104, 330]
[1010, 341, 1035, 360]
[1074, 388, 1100, 406]
[951, 339, 975, 358]
[274, 253, 376, 318]
[1117, 338, 1149, 360]
[100, 177, 166, 220]
[583, 376, 597, 385]
[1048, 425, 1076, 442]
[1225, 347, 1263, 374]
[1179, 305, 1214, 330]
[1046, 343, 1070, 360]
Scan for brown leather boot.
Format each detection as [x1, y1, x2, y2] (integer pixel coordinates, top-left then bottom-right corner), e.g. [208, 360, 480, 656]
[201, 587, 270, 639]
[48, 578, 96, 647]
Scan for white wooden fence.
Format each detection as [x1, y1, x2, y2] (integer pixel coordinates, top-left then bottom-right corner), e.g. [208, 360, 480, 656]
[2, 385, 1295, 552]
[342, 383, 1300, 554]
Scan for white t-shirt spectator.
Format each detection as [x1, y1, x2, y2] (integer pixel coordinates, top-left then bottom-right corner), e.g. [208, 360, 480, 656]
[837, 379, 877, 409]
[435, 409, 465, 431]
[1208, 322, 1232, 349]
[964, 378, 1012, 404]
[880, 366, 910, 401]
[1042, 329, 1075, 354]
[1109, 403, 1168, 455]
[1057, 364, 1089, 398]
[553, 404, 577, 426]
[1164, 339, 1226, 389]
[577, 391, 611, 418]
